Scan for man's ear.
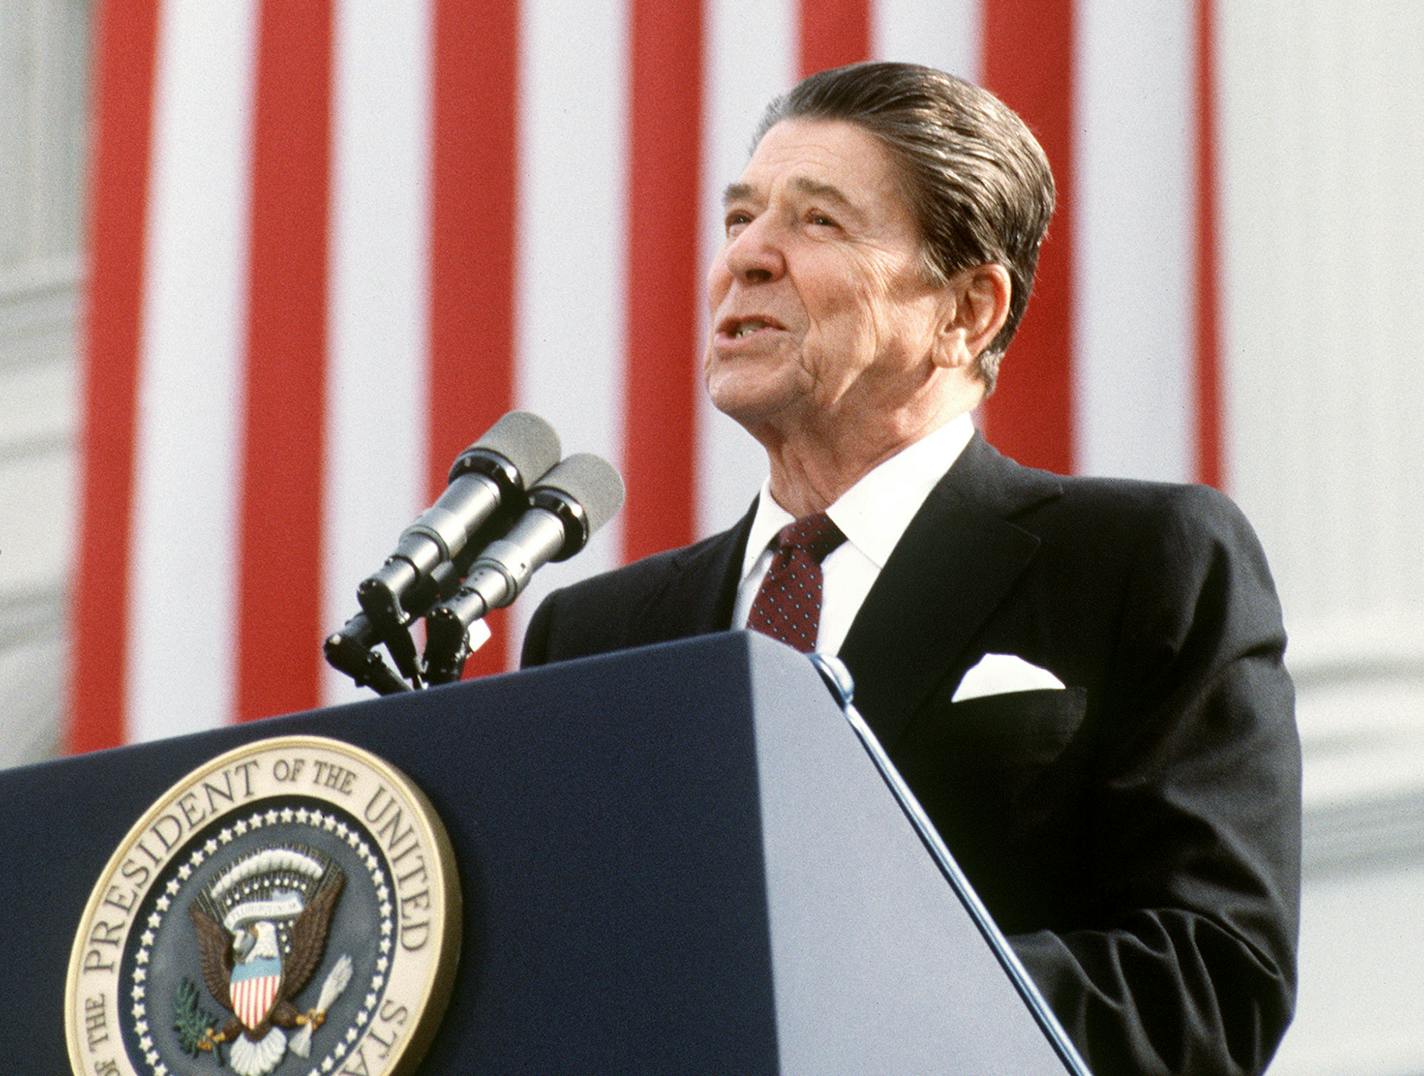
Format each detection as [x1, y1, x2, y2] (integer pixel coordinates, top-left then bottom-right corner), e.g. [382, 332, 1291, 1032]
[932, 264, 1012, 371]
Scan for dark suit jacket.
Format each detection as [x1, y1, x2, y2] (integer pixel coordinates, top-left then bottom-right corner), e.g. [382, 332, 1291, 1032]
[522, 433, 1301, 1075]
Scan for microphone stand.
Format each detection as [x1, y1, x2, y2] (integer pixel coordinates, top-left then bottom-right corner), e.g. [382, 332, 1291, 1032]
[422, 612, 473, 686]
[323, 612, 411, 695]
[374, 614, 423, 688]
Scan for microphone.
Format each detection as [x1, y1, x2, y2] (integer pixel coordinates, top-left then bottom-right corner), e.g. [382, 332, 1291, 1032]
[424, 453, 625, 683]
[357, 411, 561, 637]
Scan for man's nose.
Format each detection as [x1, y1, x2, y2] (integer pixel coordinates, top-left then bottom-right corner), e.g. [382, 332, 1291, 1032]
[724, 216, 785, 284]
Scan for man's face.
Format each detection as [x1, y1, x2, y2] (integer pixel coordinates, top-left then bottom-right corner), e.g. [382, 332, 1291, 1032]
[705, 118, 948, 442]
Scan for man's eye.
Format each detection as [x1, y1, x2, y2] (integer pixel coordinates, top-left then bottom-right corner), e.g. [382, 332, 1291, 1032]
[807, 211, 838, 229]
[725, 212, 752, 236]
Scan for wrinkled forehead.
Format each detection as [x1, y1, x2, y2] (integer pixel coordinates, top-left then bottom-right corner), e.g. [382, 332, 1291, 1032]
[726, 117, 908, 215]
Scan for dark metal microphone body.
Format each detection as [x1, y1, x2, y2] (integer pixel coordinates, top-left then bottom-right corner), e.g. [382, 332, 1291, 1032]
[424, 454, 624, 684]
[356, 412, 560, 659]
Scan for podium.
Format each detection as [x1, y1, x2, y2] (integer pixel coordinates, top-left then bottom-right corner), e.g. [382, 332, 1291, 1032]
[2, 632, 1069, 1072]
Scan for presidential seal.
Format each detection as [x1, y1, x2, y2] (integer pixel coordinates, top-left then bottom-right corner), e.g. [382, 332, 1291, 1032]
[65, 736, 460, 1076]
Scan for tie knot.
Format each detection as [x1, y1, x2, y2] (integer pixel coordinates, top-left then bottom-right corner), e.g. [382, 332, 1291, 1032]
[774, 512, 846, 563]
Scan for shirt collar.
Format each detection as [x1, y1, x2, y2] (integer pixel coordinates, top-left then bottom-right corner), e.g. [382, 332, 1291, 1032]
[739, 412, 975, 579]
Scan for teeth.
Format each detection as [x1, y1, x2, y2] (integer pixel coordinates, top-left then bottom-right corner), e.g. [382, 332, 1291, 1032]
[733, 320, 767, 338]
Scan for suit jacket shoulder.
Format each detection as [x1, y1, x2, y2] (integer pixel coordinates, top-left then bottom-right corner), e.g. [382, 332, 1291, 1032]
[519, 432, 1299, 1075]
[521, 511, 752, 668]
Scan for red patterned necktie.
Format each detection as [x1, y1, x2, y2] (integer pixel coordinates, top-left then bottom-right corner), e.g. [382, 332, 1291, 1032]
[747, 512, 847, 653]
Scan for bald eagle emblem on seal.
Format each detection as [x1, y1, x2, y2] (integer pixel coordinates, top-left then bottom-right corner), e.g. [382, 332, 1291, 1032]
[186, 845, 352, 1075]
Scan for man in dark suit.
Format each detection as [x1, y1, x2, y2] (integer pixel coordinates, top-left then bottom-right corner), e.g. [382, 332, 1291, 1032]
[522, 62, 1300, 1074]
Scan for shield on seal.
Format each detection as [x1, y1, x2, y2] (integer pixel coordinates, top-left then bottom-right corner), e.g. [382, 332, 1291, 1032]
[230, 954, 283, 1030]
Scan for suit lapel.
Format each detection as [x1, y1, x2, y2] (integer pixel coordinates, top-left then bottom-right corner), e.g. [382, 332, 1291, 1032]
[626, 505, 755, 646]
[839, 435, 1061, 749]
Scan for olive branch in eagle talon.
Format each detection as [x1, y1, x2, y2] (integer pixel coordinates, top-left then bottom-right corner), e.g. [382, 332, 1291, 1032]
[186, 850, 350, 1076]
[174, 977, 224, 1062]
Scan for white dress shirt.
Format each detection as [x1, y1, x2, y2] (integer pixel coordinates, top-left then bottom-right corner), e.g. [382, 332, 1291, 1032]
[732, 412, 975, 655]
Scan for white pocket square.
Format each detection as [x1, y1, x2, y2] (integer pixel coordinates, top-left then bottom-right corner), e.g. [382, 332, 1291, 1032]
[951, 653, 1066, 702]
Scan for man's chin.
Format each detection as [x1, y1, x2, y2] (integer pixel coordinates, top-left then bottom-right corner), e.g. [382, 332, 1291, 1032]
[706, 358, 804, 412]
[705, 380, 800, 434]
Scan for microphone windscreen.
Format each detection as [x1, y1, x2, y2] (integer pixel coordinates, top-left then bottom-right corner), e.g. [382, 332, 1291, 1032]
[465, 410, 561, 485]
[535, 453, 626, 533]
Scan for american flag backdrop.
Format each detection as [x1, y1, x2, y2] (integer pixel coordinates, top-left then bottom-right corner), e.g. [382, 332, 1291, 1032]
[71, 0, 1221, 751]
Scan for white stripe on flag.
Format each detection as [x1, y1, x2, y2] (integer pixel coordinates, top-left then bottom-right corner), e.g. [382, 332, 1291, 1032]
[510, 0, 632, 651]
[322, 0, 434, 704]
[1073, 0, 1195, 482]
[872, 0, 982, 81]
[696, 0, 797, 539]
[128, 0, 259, 741]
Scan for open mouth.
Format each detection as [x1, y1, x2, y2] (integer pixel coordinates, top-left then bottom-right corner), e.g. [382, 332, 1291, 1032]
[719, 316, 783, 340]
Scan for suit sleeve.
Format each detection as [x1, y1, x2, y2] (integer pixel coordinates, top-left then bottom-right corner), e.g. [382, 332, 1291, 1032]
[1009, 486, 1301, 1075]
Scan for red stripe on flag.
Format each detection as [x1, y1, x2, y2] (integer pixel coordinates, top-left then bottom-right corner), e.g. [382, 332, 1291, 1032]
[429, 1, 519, 676]
[69, 0, 161, 753]
[1194, 0, 1223, 489]
[980, 0, 1076, 475]
[798, 0, 870, 77]
[235, 1, 334, 720]
[623, 1, 703, 562]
